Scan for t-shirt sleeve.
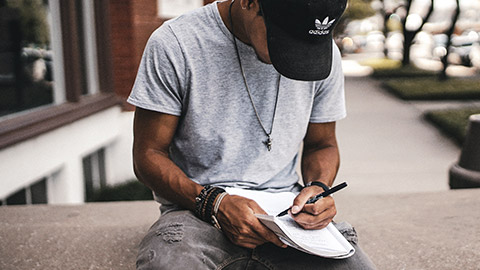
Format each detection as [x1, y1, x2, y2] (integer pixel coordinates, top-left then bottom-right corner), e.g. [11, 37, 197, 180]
[309, 43, 347, 123]
[127, 24, 186, 116]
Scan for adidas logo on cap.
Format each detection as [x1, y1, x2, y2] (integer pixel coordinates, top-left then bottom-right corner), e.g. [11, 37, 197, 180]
[309, 17, 336, 36]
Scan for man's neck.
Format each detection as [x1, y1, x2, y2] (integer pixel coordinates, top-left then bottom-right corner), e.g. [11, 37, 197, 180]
[217, 1, 251, 45]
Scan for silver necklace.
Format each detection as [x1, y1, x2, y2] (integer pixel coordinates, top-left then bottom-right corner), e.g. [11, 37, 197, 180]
[229, 1, 281, 151]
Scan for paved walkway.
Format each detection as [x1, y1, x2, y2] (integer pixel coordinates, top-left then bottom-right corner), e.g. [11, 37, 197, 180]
[335, 75, 461, 195]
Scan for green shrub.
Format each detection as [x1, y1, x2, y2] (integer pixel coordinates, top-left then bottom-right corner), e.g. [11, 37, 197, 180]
[91, 180, 153, 202]
[425, 107, 480, 146]
[359, 58, 402, 70]
[383, 78, 480, 100]
[359, 58, 436, 78]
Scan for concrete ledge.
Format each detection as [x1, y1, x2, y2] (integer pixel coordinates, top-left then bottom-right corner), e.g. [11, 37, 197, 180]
[0, 201, 159, 270]
[1, 189, 480, 269]
[335, 189, 480, 270]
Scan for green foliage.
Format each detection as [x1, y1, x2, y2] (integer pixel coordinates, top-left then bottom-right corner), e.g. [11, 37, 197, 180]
[6, 0, 50, 46]
[372, 66, 437, 78]
[360, 58, 402, 70]
[425, 107, 480, 146]
[90, 180, 153, 202]
[359, 58, 436, 78]
[382, 78, 480, 100]
[336, 0, 376, 37]
[343, 0, 376, 21]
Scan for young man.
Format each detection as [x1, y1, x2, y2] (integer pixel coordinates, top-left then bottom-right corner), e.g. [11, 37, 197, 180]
[129, 0, 376, 269]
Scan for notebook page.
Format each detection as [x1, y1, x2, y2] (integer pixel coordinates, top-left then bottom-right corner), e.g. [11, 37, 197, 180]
[225, 187, 296, 215]
[276, 217, 348, 254]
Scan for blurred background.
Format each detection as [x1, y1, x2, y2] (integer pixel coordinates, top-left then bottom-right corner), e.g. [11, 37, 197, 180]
[0, 0, 479, 206]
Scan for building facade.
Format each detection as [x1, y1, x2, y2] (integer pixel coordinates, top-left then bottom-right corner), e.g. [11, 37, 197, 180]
[0, 0, 211, 205]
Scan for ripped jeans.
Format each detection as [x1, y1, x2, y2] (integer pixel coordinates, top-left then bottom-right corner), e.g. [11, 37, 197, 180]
[136, 205, 377, 270]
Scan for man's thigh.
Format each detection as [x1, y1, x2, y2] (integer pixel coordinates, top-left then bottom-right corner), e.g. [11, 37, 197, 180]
[137, 210, 376, 270]
[136, 210, 252, 270]
[254, 243, 376, 270]
[252, 222, 376, 270]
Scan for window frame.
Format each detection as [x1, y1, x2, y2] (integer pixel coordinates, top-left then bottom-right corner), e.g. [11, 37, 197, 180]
[0, 0, 118, 150]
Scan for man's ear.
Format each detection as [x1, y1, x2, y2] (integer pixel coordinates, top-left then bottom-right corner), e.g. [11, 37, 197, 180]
[239, 0, 256, 10]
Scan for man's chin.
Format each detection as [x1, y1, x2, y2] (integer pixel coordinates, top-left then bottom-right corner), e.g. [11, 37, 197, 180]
[257, 55, 272, 65]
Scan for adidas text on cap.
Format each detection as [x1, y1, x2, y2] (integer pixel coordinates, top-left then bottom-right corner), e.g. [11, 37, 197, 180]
[260, 0, 347, 81]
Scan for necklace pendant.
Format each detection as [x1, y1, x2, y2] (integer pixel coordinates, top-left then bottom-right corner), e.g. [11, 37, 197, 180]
[264, 136, 273, 151]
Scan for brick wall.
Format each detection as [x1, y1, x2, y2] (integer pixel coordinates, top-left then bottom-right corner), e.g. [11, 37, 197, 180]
[110, 0, 214, 110]
[109, 0, 163, 110]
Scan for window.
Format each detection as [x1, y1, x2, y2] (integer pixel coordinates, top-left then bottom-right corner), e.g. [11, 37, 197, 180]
[0, 0, 117, 150]
[1, 178, 48, 206]
[0, 0, 55, 118]
[83, 148, 107, 202]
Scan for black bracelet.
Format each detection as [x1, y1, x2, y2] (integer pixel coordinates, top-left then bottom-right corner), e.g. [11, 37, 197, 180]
[205, 188, 224, 223]
[305, 181, 330, 191]
[194, 185, 225, 224]
[195, 185, 214, 220]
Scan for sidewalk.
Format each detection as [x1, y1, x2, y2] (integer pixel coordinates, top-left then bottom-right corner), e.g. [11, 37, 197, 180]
[335, 75, 461, 195]
[331, 73, 480, 269]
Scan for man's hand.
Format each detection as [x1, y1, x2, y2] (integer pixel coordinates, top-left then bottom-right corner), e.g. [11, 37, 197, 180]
[290, 185, 337, 230]
[215, 195, 287, 249]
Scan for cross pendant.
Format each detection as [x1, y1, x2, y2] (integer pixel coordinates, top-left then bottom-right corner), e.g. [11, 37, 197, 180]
[264, 136, 272, 151]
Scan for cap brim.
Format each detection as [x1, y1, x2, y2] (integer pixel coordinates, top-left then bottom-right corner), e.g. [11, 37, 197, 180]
[265, 18, 333, 81]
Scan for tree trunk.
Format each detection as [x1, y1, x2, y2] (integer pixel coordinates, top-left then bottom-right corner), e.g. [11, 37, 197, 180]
[402, 0, 434, 66]
[439, 0, 460, 80]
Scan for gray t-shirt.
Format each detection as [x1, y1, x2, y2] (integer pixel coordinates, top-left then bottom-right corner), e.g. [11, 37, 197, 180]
[128, 2, 346, 193]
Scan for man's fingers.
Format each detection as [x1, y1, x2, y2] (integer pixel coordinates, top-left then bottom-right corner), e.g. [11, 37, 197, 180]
[291, 186, 324, 214]
[292, 202, 336, 230]
[301, 196, 335, 215]
[291, 195, 336, 230]
[249, 203, 287, 248]
[218, 196, 286, 248]
[255, 222, 287, 248]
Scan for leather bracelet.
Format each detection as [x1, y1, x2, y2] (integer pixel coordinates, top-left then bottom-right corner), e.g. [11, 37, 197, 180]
[194, 185, 225, 224]
[305, 181, 330, 192]
[195, 185, 214, 221]
[204, 188, 224, 222]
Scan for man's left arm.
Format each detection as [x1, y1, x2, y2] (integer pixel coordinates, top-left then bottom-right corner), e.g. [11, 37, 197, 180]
[290, 121, 340, 230]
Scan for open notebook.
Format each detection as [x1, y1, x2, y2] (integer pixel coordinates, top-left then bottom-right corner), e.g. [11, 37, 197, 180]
[226, 187, 355, 259]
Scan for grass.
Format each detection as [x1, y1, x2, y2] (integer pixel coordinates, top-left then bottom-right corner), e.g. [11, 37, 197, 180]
[425, 107, 480, 146]
[90, 180, 153, 202]
[382, 78, 480, 100]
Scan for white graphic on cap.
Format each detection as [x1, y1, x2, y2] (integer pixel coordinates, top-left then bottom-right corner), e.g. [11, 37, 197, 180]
[309, 17, 336, 36]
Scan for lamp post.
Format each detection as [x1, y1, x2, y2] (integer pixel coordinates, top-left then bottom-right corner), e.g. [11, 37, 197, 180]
[449, 114, 480, 188]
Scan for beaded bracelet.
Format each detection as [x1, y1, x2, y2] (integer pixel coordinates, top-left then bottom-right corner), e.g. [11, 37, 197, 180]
[195, 185, 214, 220]
[194, 185, 225, 226]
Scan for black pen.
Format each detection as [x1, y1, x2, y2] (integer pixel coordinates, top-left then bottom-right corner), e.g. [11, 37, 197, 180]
[276, 182, 348, 217]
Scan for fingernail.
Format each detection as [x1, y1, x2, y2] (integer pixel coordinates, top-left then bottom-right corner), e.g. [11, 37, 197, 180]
[282, 244, 288, 248]
[291, 205, 300, 214]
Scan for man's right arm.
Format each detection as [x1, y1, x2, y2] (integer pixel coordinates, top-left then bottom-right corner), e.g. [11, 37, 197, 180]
[132, 107, 285, 249]
[132, 107, 202, 210]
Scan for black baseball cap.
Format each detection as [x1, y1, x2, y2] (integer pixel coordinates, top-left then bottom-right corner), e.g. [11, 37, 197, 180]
[259, 0, 347, 81]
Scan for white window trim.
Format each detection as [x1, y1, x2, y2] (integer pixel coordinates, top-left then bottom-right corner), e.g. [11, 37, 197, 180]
[48, 0, 66, 104]
[82, 0, 100, 95]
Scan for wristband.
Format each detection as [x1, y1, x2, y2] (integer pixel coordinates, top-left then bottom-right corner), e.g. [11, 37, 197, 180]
[195, 185, 214, 220]
[305, 181, 330, 192]
[212, 192, 227, 230]
[194, 185, 225, 226]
